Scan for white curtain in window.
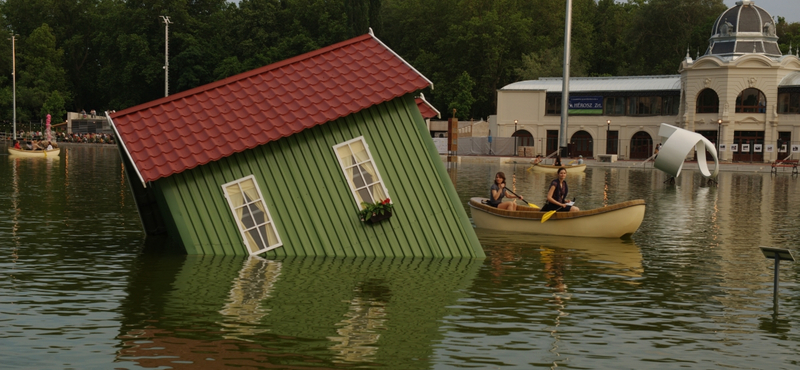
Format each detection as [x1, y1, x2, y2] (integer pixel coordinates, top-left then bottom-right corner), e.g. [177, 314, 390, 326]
[351, 141, 386, 203]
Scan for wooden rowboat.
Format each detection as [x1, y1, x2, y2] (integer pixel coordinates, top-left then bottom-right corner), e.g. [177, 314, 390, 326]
[529, 163, 586, 173]
[469, 197, 645, 239]
[8, 147, 61, 157]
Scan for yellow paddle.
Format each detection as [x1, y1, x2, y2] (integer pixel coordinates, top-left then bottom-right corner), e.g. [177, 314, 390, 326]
[541, 198, 575, 223]
[504, 188, 539, 209]
[540, 209, 559, 223]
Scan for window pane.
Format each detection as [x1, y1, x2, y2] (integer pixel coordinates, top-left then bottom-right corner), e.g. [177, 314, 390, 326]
[370, 184, 387, 202]
[352, 167, 366, 188]
[240, 208, 256, 229]
[248, 229, 266, 251]
[360, 162, 376, 185]
[351, 141, 367, 165]
[240, 179, 256, 203]
[226, 184, 244, 207]
[357, 187, 373, 205]
[263, 224, 279, 246]
[249, 203, 266, 224]
[337, 145, 354, 163]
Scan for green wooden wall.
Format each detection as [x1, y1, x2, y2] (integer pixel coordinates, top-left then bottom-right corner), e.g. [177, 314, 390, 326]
[145, 94, 483, 257]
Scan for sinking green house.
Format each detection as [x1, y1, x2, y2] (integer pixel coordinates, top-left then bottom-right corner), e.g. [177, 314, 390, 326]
[108, 32, 483, 258]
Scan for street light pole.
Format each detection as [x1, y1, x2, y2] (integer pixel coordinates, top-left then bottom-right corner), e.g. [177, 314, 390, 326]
[717, 119, 722, 158]
[606, 119, 610, 154]
[514, 119, 518, 156]
[161, 16, 172, 97]
[10, 33, 18, 140]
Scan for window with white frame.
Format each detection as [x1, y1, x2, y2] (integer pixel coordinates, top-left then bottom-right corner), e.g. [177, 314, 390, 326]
[333, 137, 390, 208]
[222, 175, 282, 255]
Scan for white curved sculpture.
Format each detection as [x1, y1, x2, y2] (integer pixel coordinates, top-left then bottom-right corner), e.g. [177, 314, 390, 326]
[654, 123, 719, 179]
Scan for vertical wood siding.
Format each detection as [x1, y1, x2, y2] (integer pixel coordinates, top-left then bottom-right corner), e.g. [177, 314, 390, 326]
[151, 94, 483, 257]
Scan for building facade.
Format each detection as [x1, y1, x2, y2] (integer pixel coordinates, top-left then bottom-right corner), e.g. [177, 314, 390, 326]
[495, 0, 800, 162]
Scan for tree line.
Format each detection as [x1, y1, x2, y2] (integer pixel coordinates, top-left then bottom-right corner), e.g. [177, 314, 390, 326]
[1, 0, 799, 125]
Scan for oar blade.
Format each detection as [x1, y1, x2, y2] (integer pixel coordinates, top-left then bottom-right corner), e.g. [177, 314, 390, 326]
[527, 202, 540, 209]
[540, 210, 557, 223]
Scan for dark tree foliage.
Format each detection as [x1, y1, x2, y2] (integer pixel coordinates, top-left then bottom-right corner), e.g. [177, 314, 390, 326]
[0, 0, 797, 124]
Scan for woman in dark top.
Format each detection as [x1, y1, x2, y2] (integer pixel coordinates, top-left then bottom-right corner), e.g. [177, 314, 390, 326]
[554, 155, 562, 166]
[487, 172, 521, 211]
[541, 167, 580, 212]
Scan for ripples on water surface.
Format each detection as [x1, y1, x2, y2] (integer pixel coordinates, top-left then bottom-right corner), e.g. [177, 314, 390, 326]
[0, 149, 797, 369]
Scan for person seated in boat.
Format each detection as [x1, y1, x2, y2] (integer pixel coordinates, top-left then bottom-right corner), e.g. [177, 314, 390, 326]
[576, 155, 584, 165]
[26, 141, 33, 150]
[531, 155, 542, 165]
[13, 140, 21, 150]
[46, 141, 53, 151]
[488, 171, 521, 211]
[541, 167, 580, 213]
[554, 155, 562, 166]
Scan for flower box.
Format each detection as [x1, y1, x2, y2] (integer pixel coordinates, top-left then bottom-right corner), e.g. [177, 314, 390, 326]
[367, 211, 392, 224]
[358, 198, 394, 224]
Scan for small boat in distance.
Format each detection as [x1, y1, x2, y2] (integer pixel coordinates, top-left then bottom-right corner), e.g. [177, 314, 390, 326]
[528, 163, 586, 173]
[469, 197, 645, 239]
[8, 147, 61, 157]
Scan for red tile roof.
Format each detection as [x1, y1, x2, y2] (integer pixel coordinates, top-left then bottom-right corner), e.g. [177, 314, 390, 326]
[415, 93, 441, 119]
[110, 33, 432, 184]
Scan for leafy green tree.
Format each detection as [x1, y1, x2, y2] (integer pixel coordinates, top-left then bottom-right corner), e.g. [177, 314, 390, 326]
[41, 90, 66, 122]
[16, 23, 71, 124]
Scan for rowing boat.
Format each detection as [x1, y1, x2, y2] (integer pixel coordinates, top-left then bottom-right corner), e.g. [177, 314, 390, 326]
[469, 197, 645, 238]
[8, 147, 61, 157]
[528, 163, 586, 173]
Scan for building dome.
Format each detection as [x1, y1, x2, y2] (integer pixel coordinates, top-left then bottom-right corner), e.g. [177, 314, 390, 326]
[706, 0, 780, 59]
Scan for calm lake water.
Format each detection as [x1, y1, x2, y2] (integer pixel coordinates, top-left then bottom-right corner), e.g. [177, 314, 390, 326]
[1, 145, 798, 369]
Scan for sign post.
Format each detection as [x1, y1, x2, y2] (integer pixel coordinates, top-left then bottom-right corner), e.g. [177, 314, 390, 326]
[759, 247, 795, 311]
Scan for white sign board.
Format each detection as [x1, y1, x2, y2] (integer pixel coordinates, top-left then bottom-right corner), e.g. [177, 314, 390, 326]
[765, 144, 774, 153]
[754, 144, 762, 153]
[719, 144, 726, 152]
[433, 138, 448, 154]
[731, 144, 739, 152]
[793, 145, 800, 153]
[741, 144, 750, 152]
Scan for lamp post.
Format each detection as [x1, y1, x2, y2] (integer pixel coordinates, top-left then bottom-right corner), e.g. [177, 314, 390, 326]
[606, 119, 610, 154]
[9, 33, 18, 140]
[717, 119, 722, 156]
[161, 16, 172, 97]
[514, 119, 518, 156]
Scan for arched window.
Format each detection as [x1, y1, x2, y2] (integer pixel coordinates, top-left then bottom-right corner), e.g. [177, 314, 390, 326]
[512, 130, 534, 147]
[735, 88, 766, 113]
[696, 89, 719, 113]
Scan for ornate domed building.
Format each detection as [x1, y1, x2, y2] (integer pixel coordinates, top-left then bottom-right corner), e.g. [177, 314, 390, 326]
[494, 0, 800, 162]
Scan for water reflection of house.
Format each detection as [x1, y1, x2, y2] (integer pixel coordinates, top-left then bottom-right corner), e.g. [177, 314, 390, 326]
[116, 255, 480, 369]
[108, 31, 482, 257]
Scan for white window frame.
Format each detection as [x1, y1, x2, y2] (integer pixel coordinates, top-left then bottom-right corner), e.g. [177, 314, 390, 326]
[221, 175, 282, 255]
[333, 136, 391, 209]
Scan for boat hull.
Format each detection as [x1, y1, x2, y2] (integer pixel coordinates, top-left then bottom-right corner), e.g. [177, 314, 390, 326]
[469, 197, 645, 238]
[8, 147, 61, 157]
[529, 163, 586, 173]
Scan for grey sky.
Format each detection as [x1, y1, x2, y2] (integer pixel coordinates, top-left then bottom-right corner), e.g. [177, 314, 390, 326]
[723, 0, 798, 24]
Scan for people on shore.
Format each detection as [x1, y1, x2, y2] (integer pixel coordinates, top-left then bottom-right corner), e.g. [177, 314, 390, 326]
[541, 167, 580, 213]
[487, 172, 522, 211]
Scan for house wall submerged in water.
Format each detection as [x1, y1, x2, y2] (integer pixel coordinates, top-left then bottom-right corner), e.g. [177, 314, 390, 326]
[108, 32, 483, 258]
